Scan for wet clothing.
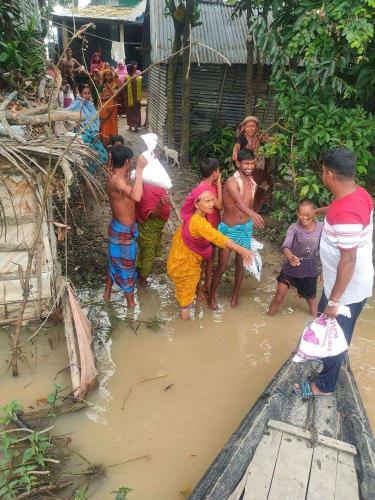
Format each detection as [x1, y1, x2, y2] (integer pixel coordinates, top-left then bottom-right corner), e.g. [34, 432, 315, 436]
[108, 219, 138, 293]
[281, 221, 323, 278]
[277, 272, 317, 299]
[218, 220, 253, 249]
[167, 213, 228, 307]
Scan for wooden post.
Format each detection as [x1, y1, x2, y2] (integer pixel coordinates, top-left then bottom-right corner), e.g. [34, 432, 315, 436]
[180, 0, 195, 166]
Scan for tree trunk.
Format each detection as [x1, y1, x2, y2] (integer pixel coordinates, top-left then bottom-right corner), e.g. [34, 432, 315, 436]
[245, 35, 254, 115]
[180, 0, 194, 166]
[254, 51, 265, 115]
[167, 34, 182, 149]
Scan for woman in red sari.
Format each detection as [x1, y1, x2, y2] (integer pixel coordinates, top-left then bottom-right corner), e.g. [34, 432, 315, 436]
[99, 70, 118, 146]
[90, 52, 103, 74]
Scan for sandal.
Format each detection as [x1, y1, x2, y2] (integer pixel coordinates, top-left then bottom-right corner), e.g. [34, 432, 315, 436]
[293, 382, 331, 399]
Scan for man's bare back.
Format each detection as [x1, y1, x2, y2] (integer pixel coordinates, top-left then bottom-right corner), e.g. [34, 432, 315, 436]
[108, 172, 137, 226]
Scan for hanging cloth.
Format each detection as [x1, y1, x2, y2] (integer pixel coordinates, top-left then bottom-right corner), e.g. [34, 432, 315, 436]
[111, 41, 125, 62]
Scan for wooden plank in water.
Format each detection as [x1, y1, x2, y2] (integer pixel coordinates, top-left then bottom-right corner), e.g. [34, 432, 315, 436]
[335, 451, 360, 500]
[268, 419, 357, 456]
[268, 433, 313, 500]
[241, 428, 282, 500]
[306, 445, 338, 500]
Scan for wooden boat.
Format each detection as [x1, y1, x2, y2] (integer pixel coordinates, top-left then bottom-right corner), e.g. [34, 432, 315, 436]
[190, 356, 375, 500]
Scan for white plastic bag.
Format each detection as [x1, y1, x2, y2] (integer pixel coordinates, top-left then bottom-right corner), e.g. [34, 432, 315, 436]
[293, 306, 351, 363]
[130, 133, 172, 190]
[244, 238, 263, 281]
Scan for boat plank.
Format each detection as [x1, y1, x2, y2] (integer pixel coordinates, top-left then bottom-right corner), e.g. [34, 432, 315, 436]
[241, 428, 282, 500]
[307, 445, 338, 500]
[268, 433, 313, 500]
[335, 451, 360, 500]
[268, 419, 357, 456]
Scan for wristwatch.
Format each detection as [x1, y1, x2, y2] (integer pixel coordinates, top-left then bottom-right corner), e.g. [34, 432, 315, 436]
[327, 299, 339, 308]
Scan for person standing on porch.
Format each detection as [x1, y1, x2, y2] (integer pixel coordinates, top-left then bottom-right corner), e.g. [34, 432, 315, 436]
[294, 147, 374, 398]
[123, 63, 142, 132]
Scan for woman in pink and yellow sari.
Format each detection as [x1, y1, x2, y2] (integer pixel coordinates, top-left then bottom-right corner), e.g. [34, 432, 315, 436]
[167, 185, 252, 319]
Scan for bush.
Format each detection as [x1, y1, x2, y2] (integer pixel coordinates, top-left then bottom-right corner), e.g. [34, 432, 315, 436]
[190, 121, 236, 178]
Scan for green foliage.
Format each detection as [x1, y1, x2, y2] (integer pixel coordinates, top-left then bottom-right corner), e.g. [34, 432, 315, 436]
[0, 400, 55, 499]
[0, 400, 22, 426]
[112, 486, 133, 500]
[190, 122, 236, 179]
[74, 489, 88, 500]
[0, 0, 45, 83]
[231, 0, 375, 223]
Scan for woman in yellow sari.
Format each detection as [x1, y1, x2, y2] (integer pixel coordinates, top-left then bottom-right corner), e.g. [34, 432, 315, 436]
[167, 186, 253, 319]
[99, 69, 118, 146]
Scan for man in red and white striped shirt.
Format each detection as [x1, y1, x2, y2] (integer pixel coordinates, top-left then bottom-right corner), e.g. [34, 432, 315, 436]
[294, 147, 373, 397]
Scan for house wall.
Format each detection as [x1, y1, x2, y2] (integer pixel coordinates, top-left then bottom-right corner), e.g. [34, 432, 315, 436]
[0, 162, 58, 325]
[148, 63, 276, 149]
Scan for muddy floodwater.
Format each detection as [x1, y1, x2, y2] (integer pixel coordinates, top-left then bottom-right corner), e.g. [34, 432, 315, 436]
[1, 271, 374, 499]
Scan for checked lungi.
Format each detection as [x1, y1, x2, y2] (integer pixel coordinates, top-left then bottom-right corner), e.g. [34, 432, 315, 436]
[218, 220, 253, 249]
[108, 219, 138, 293]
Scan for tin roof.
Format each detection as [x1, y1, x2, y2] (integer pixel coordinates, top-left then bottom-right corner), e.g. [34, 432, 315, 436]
[53, 1, 145, 23]
[150, 0, 248, 65]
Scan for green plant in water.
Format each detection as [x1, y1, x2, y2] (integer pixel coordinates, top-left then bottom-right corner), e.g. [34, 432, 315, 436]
[74, 489, 88, 500]
[112, 486, 133, 500]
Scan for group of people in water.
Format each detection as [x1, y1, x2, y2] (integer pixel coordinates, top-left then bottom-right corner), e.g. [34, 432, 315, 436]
[58, 48, 142, 169]
[103, 128, 374, 398]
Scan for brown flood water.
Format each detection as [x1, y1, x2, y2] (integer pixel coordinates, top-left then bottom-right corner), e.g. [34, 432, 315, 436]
[1, 271, 374, 499]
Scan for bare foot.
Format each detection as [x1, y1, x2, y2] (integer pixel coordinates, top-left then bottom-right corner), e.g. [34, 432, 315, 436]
[230, 296, 239, 308]
[137, 276, 149, 287]
[197, 290, 208, 302]
[103, 290, 111, 301]
[207, 298, 218, 311]
[180, 307, 190, 320]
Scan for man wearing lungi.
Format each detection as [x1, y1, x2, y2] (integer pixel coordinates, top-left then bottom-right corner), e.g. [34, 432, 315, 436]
[208, 149, 265, 309]
[103, 145, 147, 307]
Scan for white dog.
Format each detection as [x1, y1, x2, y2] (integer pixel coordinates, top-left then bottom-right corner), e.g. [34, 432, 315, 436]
[161, 145, 180, 168]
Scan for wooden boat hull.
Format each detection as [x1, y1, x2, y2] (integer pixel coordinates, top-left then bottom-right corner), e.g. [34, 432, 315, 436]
[190, 357, 375, 499]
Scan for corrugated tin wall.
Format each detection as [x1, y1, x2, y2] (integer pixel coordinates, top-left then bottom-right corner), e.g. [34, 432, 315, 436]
[148, 64, 168, 145]
[148, 63, 276, 149]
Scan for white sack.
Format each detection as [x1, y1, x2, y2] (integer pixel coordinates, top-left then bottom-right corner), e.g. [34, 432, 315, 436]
[244, 238, 263, 281]
[130, 133, 172, 190]
[293, 306, 351, 363]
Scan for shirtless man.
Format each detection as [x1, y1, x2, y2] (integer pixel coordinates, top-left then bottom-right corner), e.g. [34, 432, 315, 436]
[208, 149, 265, 309]
[59, 48, 82, 90]
[103, 145, 147, 308]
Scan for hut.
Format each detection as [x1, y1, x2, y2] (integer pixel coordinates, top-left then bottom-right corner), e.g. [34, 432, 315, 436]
[52, 2, 146, 71]
[147, 0, 276, 148]
[0, 135, 96, 326]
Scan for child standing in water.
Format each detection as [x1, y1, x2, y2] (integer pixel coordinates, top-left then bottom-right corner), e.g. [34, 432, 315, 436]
[267, 199, 323, 316]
